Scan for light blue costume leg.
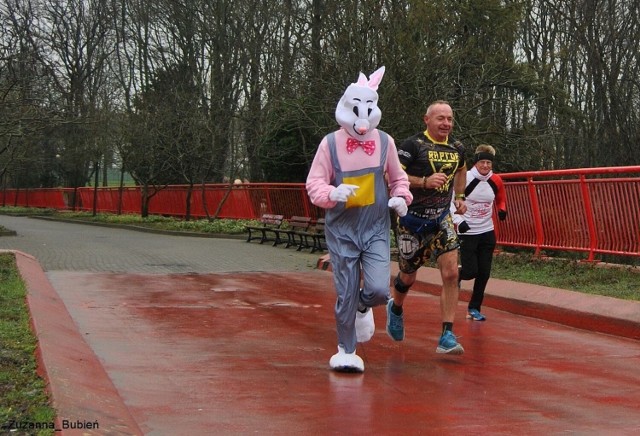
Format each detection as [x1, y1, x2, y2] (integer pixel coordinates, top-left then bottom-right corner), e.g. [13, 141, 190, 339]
[360, 234, 391, 308]
[329, 241, 361, 354]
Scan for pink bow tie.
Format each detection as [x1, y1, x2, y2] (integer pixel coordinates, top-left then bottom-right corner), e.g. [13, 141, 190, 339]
[346, 138, 376, 156]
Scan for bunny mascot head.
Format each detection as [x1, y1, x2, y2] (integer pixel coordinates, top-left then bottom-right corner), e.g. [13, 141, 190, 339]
[335, 66, 385, 138]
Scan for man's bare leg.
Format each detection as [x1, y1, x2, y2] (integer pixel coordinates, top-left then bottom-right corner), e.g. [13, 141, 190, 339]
[436, 249, 464, 354]
[437, 250, 460, 323]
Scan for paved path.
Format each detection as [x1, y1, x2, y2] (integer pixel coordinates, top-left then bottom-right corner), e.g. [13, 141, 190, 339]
[0, 215, 321, 273]
[1, 215, 639, 435]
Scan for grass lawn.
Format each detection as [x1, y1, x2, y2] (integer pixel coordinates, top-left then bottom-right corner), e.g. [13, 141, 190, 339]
[0, 254, 56, 435]
[492, 252, 640, 301]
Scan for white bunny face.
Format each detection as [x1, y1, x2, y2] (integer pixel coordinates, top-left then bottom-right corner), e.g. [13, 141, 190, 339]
[335, 66, 385, 138]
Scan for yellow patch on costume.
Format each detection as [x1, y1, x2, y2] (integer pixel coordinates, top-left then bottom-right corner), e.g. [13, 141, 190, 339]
[343, 173, 375, 208]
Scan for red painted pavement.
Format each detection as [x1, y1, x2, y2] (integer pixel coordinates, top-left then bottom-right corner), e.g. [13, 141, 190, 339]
[16, 251, 143, 435]
[14, 250, 640, 435]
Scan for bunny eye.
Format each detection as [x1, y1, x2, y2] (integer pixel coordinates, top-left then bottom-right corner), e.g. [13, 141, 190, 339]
[368, 108, 372, 116]
[352, 107, 359, 116]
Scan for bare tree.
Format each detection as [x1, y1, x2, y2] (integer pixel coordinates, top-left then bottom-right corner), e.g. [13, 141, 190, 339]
[3, 0, 640, 204]
[0, 0, 59, 188]
[518, 0, 640, 169]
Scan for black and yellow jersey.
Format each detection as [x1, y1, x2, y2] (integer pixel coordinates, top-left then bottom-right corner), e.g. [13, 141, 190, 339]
[397, 132, 465, 220]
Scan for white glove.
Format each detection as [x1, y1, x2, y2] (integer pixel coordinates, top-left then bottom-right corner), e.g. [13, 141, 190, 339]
[388, 197, 408, 217]
[329, 184, 359, 202]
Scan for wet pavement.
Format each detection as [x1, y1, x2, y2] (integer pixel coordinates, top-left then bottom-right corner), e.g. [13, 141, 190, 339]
[1, 215, 640, 435]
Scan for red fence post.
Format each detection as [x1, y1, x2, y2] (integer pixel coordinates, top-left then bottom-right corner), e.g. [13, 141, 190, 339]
[527, 178, 544, 256]
[579, 174, 598, 262]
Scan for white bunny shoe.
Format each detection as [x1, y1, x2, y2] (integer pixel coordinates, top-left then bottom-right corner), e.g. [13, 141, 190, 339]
[355, 307, 375, 343]
[329, 346, 364, 373]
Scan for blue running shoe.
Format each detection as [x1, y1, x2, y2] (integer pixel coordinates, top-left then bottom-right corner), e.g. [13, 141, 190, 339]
[466, 309, 486, 321]
[386, 299, 404, 341]
[436, 330, 464, 355]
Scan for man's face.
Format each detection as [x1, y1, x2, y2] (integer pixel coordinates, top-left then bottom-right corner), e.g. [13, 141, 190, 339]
[423, 104, 453, 142]
[475, 159, 493, 176]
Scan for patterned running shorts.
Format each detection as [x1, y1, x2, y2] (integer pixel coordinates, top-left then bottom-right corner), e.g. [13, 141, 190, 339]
[396, 213, 460, 274]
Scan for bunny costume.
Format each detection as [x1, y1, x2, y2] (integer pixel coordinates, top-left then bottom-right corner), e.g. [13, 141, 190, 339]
[306, 67, 412, 372]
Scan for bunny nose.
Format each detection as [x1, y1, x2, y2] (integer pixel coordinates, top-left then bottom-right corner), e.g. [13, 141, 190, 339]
[354, 119, 370, 135]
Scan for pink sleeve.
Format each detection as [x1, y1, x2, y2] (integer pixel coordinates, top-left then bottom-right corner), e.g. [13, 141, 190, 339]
[385, 137, 413, 205]
[305, 136, 338, 209]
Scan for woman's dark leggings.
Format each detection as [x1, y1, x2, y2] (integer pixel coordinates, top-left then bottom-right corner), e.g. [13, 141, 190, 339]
[458, 230, 496, 311]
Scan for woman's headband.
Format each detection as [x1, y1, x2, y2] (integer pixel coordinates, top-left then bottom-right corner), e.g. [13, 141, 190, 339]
[474, 152, 495, 163]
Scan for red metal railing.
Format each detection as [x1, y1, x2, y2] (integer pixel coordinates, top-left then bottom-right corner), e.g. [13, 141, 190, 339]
[495, 166, 640, 260]
[2, 166, 639, 260]
[1, 187, 74, 209]
[0, 183, 325, 221]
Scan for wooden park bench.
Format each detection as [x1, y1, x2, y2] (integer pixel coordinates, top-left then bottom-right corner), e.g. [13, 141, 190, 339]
[245, 214, 284, 244]
[272, 216, 313, 248]
[295, 218, 326, 253]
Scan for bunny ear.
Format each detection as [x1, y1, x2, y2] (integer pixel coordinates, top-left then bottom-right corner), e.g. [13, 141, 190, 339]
[356, 72, 368, 86]
[367, 66, 385, 91]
